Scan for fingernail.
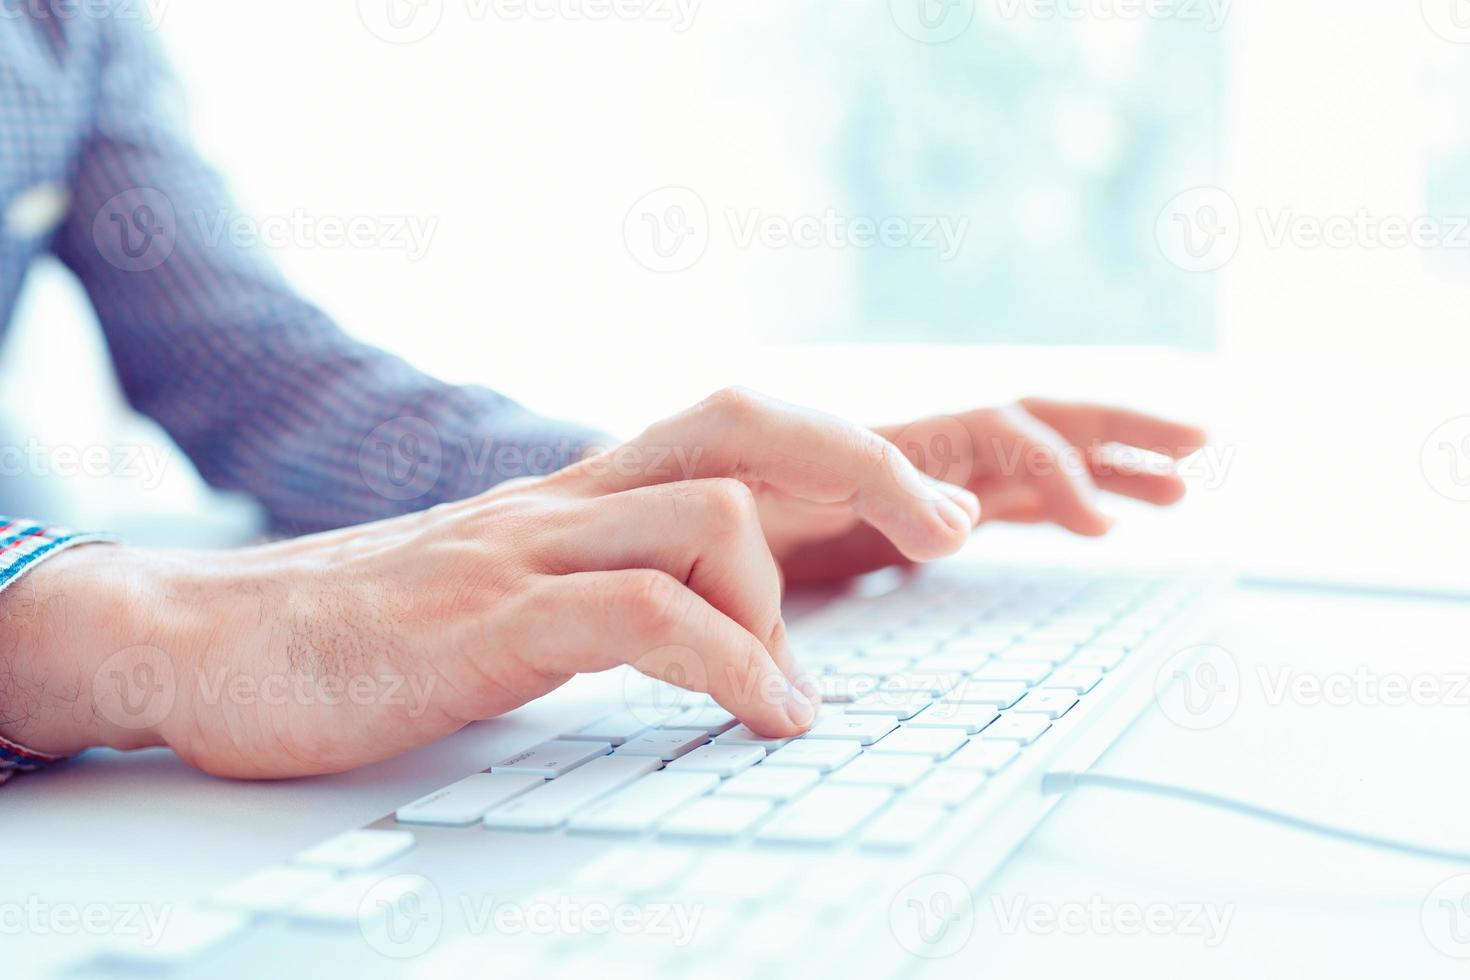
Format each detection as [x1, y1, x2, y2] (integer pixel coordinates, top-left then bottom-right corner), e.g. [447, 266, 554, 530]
[795, 673, 821, 703]
[784, 679, 816, 729]
[934, 497, 973, 535]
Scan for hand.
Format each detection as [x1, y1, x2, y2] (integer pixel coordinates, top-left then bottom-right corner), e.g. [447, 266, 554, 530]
[5, 389, 980, 778]
[765, 398, 1207, 584]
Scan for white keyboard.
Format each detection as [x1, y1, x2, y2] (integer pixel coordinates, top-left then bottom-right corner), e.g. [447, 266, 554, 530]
[388, 565, 1203, 845]
[73, 564, 1209, 978]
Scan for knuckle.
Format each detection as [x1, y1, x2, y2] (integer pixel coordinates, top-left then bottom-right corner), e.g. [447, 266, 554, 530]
[698, 477, 759, 527]
[620, 570, 685, 632]
[701, 385, 763, 424]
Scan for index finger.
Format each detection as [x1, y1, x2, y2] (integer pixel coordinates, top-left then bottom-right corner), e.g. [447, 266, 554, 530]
[551, 387, 981, 563]
[1018, 398, 1208, 458]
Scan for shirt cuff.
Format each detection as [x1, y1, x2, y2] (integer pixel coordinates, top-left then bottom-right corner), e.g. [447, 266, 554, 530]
[0, 518, 115, 595]
[0, 517, 116, 783]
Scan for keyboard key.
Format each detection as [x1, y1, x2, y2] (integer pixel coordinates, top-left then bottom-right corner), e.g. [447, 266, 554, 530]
[484, 755, 661, 831]
[912, 650, 992, 672]
[294, 829, 414, 871]
[665, 743, 765, 777]
[955, 628, 1021, 649]
[908, 767, 988, 808]
[997, 642, 1076, 665]
[1028, 624, 1098, 643]
[491, 739, 611, 778]
[941, 680, 1027, 707]
[793, 639, 861, 663]
[847, 690, 933, 719]
[208, 866, 335, 914]
[862, 639, 940, 660]
[1093, 629, 1145, 650]
[906, 703, 1000, 734]
[1017, 690, 1078, 719]
[716, 764, 821, 801]
[715, 725, 796, 751]
[813, 674, 879, 703]
[832, 656, 912, 676]
[755, 784, 894, 844]
[1043, 666, 1104, 693]
[880, 671, 964, 696]
[397, 772, 544, 826]
[763, 738, 861, 772]
[571, 846, 696, 895]
[972, 661, 1052, 684]
[981, 714, 1052, 744]
[947, 739, 1021, 773]
[564, 710, 661, 745]
[859, 803, 948, 850]
[945, 634, 1013, 655]
[829, 753, 932, 788]
[614, 730, 709, 761]
[567, 772, 719, 834]
[659, 796, 774, 839]
[867, 726, 967, 760]
[290, 872, 428, 926]
[807, 713, 899, 744]
[1069, 645, 1128, 670]
[662, 705, 739, 735]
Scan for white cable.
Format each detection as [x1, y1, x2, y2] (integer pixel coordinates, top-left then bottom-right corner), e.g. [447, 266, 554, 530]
[1042, 771, 1470, 865]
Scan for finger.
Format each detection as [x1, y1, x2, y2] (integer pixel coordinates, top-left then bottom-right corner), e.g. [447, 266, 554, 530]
[535, 479, 818, 698]
[1088, 446, 1189, 505]
[550, 387, 980, 563]
[527, 570, 816, 736]
[1018, 398, 1208, 458]
[992, 406, 1112, 536]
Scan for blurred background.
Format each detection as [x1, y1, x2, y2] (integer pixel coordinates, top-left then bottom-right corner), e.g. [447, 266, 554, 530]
[3, 0, 1469, 586]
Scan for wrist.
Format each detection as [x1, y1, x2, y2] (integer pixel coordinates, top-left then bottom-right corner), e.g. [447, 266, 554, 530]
[0, 545, 220, 757]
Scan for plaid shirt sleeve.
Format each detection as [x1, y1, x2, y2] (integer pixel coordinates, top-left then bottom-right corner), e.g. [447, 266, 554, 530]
[48, 12, 606, 537]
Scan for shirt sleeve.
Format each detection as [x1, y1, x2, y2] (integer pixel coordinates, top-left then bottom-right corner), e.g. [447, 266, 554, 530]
[50, 13, 605, 536]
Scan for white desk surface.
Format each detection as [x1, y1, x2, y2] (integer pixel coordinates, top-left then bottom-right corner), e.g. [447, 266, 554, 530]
[6, 345, 1470, 976]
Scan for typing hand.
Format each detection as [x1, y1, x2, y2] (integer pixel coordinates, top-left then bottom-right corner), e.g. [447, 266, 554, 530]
[11, 389, 980, 777]
[766, 398, 1207, 584]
